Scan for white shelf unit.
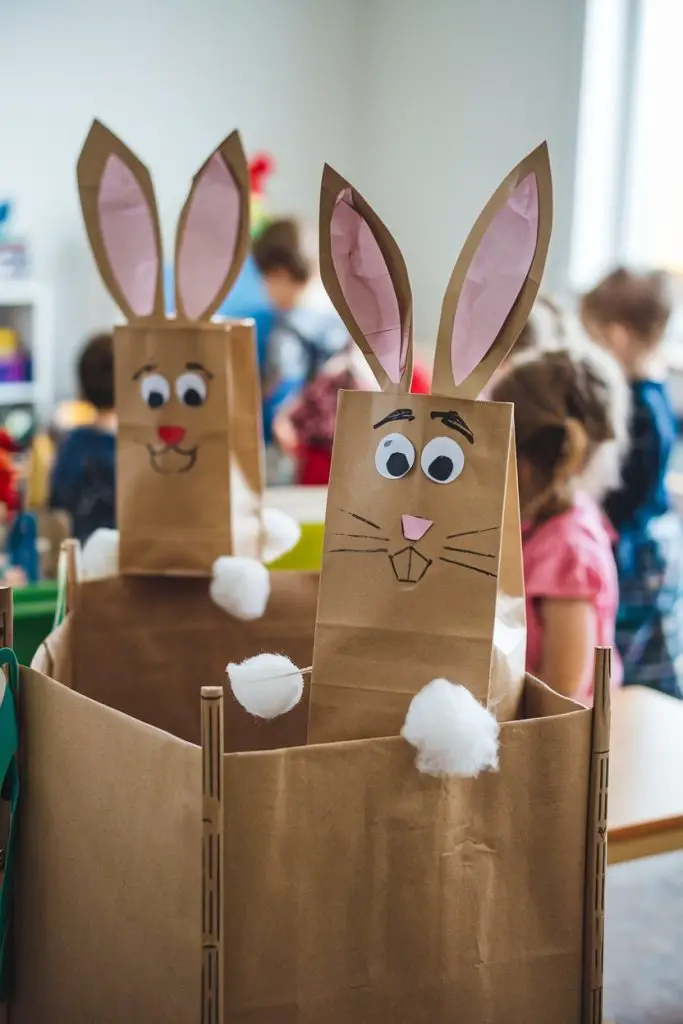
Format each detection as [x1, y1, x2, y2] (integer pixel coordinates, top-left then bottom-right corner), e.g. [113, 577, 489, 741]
[0, 279, 54, 421]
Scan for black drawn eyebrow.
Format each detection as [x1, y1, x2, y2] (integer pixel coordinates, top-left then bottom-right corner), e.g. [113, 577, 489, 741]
[132, 362, 157, 380]
[373, 408, 415, 429]
[430, 410, 474, 444]
[185, 360, 215, 379]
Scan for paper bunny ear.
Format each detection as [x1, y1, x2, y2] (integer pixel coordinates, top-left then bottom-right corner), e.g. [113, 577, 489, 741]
[319, 165, 413, 392]
[77, 120, 164, 323]
[174, 130, 250, 322]
[432, 143, 553, 399]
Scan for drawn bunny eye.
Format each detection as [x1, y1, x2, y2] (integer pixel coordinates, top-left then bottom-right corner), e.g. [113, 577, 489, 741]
[375, 433, 415, 480]
[175, 372, 208, 408]
[421, 436, 465, 484]
[140, 373, 170, 409]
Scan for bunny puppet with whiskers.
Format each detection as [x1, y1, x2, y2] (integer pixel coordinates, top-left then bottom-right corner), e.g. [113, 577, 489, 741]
[229, 144, 553, 771]
[75, 121, 299, 619]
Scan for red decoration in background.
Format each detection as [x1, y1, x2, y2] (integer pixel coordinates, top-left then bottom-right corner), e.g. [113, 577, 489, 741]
[0, 429, 20, 512]
[249, 153, 275, 196]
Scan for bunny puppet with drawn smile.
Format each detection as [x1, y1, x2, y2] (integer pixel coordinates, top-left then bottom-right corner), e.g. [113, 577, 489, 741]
[229, 143, 553, 774]
[75, 120, 299, 619]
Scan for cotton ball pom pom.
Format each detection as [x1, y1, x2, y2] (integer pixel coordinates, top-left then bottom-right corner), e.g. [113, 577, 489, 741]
[227, 653, 304, 719]
[401, 679, 500, 777]
[81, 528, 119, 580]
[210, 556, 270, 620]
[262, 508, 301, 564]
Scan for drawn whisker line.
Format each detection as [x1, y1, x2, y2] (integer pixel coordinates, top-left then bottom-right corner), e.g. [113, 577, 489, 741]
[333, 532, 390, 541]
[442, 545, 496, 559]
[439, 556, 498, 578]
[330, 547, 388, 555]
[338, 508, 382, 531]
[446, 526, 500, 540]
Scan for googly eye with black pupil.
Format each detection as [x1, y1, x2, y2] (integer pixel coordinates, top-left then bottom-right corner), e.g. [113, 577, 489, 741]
[175, 372, 207, 408]
[421, 436, 465, 484]
[375, 433, 416, 480]
[139, 373, 170, 410]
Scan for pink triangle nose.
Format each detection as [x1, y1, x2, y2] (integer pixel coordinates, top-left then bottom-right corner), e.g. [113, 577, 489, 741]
[401, 515, 433, 542]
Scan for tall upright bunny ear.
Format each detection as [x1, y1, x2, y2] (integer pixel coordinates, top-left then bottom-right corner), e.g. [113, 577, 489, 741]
[319, 165, 413, 392]
[77, 120, 165, 323]
[174, 130, 250, 323]
[432, 143, 553, 399]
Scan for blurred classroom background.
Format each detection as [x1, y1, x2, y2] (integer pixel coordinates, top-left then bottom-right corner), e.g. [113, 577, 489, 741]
[1, 3, 683, 1019]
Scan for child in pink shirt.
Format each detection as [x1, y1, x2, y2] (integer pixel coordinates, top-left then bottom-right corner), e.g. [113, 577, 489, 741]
[492, 348, 625, 703]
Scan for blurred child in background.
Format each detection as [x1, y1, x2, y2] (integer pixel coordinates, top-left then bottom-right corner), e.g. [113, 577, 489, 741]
[253, 218, 348, 481]
[272, 341, 377, 485]
[272, 345, 431, 486]
[582, 268, 683, 698]
[492, 346, 625, 703]
[50, 332, 116, 544]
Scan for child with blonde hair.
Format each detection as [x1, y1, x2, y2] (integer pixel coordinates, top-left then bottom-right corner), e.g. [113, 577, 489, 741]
[582, 268, 683, 697]
[491, 346, 625, 702]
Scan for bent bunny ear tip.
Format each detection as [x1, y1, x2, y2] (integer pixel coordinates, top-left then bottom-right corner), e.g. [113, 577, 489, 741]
[219, 128, 247, 161]
[321, 163, 350, 196]
[401, 679, 500, 778]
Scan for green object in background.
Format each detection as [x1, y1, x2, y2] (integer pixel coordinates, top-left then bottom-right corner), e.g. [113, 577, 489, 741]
[0, 647, 19, 1001]
[266, 522, 324, 572]
[12, 581, 58, 667]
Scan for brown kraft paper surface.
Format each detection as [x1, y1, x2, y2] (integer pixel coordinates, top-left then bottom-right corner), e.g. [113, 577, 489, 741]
[116, 321, 262, 576]
[309, 390, 524, 743]
[10, 667, 201, 1023]
[223, 679, 592, 1023]
[49, 572, 318, 748]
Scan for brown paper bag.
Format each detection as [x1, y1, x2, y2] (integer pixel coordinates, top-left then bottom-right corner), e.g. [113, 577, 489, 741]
[33, 571, 318, 748]
[78, 120, 264, 576]
[222, 670, 609, 1024]
[309, 144, 552, 741]
[12, 657, 610, 1024]
[10, 666, 201, 1024]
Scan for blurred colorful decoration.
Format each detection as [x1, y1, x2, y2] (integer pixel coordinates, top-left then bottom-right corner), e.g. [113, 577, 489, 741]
[0, 201, 29, 279]
[249, 153, 275, 239]
[0, 204, 10, 243]
[0, 329, 28, 384]
[6, 509, 39, 583]
[0, 429, 20, 516]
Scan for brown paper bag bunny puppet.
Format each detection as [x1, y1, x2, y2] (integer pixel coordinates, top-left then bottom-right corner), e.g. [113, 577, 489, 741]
[75, 121, 300, 618]
[228, 144, 553, 771]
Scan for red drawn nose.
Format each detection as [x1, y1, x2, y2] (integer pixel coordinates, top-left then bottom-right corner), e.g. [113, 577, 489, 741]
[401, 515, 433, 542]
[157, 424, 187, 447]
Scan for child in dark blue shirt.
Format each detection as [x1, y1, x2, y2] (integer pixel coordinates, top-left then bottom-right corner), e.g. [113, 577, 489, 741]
[50, 332, 116, 544]
[582, 269, 683, 697]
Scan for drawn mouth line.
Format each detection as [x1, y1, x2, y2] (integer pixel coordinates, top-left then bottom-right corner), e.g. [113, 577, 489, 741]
[146, 443, 198, 474]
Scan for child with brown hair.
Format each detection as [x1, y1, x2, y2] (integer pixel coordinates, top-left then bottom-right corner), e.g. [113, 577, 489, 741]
[49, 332, 116, 544]
[491, 347, 624, 703]
[581, 268, 683, 697]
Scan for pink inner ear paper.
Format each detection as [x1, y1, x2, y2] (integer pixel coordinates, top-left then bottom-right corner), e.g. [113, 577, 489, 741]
[330, 188, 408, 383]
[98, 153, 160, 318]
[451, 173, 539, 386]
[176, 153, 240, 320]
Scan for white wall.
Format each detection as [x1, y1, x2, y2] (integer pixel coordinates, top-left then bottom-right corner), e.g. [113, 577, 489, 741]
[0, 0, 359, 400]
[354, 0, 587, 351]
[1, 0, 588, 399]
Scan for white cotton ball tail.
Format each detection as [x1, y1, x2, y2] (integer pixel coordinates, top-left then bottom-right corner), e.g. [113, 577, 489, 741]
[81, 528, 119, 580]
[261, 507, 301, 563]
[210, 556, 270, 620]
[401, 679, 500, 778]
[227, 653, 304, 719]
